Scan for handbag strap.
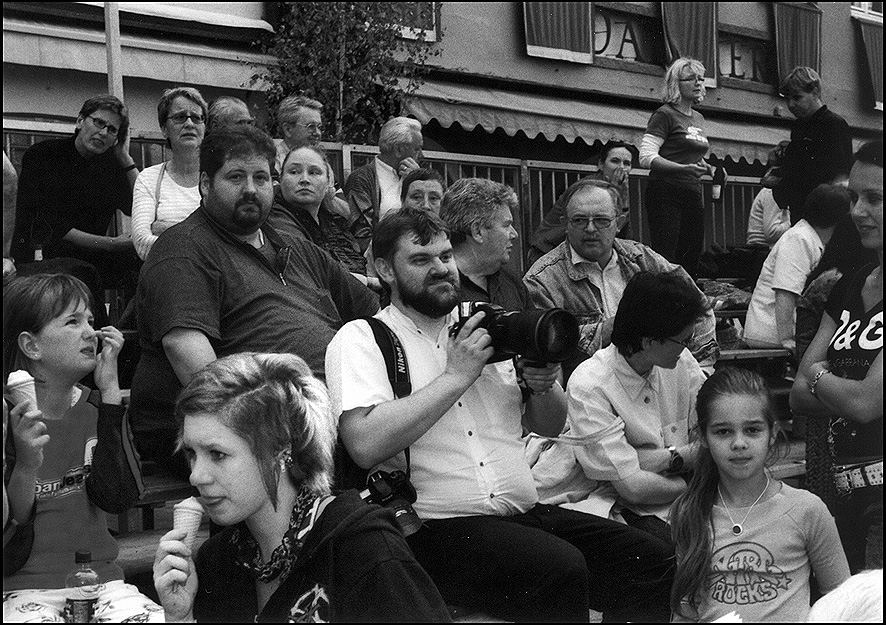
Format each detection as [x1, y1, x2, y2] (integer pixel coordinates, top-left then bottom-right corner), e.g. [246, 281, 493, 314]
[154, 161, 168, 222]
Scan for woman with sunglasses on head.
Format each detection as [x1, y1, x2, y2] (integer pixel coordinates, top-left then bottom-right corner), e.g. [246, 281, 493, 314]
[640, 57, 717, 279]
[132, 87, 208, 261]
[10, 95, 142, 319]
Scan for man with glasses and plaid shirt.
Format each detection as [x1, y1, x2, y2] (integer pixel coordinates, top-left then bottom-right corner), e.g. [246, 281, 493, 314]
[523, 178, 718, 384]
[11, 94, 142, 323]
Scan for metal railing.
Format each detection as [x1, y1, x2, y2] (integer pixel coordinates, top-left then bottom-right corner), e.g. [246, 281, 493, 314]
[5, 129, 762, 275]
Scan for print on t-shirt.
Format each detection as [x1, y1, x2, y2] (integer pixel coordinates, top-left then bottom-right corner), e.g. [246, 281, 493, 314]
[289, 583, 330, 623]
[707, 542, 791, 606]
[686, 126, 709, 145]
[35, 436, 96, 500]
[829, 309, 883, 374]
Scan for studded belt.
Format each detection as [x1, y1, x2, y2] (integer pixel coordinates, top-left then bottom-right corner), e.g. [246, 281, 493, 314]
[833, 460, 883, 495]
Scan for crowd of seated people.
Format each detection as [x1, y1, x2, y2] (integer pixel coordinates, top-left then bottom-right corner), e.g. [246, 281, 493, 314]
[2, 73, 881, 624]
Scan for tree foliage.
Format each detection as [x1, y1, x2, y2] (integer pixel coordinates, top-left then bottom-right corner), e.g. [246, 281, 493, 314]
[254, 2, 441, 144]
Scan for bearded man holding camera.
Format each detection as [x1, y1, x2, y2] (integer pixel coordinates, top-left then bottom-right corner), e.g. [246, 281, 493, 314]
[325, 205, 675, 623]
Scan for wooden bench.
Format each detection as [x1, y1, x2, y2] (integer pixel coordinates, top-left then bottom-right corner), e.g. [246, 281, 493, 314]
[116, 469, 198, 536]
[718, 347, 792, 362]
[770, 437, 807, 486]
[117, 524, 210, 578]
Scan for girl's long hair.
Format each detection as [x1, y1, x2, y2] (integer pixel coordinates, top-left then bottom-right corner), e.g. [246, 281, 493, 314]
[669, 367, 783, 618]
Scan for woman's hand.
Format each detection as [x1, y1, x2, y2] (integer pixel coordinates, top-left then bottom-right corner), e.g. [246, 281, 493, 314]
[683, 162, 709, 179]
[113, 131, 134, 168]
[94, 326, 123, 401]
[10, 401, 49, 470]
[154, 528, 199, 623]
[607, 167, 628, 186]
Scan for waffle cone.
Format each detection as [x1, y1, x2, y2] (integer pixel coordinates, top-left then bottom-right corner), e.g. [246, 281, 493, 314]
[173, 507, 203, 550]
[6, 378, 36, 408]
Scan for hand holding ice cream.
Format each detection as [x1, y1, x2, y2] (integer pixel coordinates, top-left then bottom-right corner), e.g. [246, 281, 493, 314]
[6, 371, 48, 471]
[173, 497, 204, 551]
[7, 370, 36, 410]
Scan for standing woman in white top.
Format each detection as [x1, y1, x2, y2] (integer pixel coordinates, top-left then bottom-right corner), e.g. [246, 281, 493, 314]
[131, 87, 207, 261]
[640, 57, 716, 279]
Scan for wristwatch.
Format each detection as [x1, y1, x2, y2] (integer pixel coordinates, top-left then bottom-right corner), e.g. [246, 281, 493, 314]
[666, 446, 684, 474]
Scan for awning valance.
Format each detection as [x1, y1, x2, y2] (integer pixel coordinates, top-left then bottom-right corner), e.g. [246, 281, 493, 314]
[404, 80, 786, 164]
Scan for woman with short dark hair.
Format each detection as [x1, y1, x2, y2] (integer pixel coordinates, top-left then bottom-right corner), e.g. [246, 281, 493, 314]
[131, 87, 208, 261]
[528, 270, 709, 544]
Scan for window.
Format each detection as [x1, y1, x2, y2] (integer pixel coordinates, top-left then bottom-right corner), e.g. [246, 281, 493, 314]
[397, 1, 439, 42]
[717, 28, 777, 87]
[593, 4, 666, 66]
[851, 2, 884, 22]
[523, 2, 665, 68]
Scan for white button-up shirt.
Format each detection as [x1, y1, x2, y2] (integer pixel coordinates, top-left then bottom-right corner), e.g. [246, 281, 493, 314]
[326, 305, 539, 519]
[528, 343, 704, 521]
[374, 157, 402, 221]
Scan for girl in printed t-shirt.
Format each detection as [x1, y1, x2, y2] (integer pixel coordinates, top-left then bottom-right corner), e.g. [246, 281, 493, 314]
[669, 367, 849, 622]
[3, 273, 161, 622]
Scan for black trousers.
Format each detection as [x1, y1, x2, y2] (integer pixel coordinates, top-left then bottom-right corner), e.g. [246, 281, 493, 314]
[406, 504, 674, 622]
[833, 485, 883, 573]
[645, 179, 705, 279]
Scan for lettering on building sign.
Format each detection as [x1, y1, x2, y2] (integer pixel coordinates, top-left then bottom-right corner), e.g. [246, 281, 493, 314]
[593, 9, 662, 64]
[718, 35, 774, 84]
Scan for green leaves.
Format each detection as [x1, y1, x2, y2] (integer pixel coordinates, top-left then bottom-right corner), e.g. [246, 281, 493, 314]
[254, 1, 442, 144]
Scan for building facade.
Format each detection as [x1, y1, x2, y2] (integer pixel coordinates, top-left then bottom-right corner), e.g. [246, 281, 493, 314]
[4, 2, 883, 268]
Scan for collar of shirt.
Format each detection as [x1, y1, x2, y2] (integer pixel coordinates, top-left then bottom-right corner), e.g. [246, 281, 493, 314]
[374, 156, 402, 218]
[607, 345, 661, 401]
[386, 301, 456, 344]
[569, 242, 619, 271]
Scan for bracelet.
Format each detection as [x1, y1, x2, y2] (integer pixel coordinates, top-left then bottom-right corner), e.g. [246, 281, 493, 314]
[530, 387, 554, 397]
[122, 163, 138, 173]
[809, 368, 830, 396]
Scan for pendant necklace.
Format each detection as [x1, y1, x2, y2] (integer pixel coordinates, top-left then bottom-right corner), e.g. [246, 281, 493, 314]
[718, 474, 770, 536]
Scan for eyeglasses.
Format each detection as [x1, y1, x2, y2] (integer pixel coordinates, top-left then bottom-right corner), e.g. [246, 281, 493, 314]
[679, 75, 705, 83]
[168, 112, 206, 125]
[569, 216, 614, 230]
[87, 115, 120, 136]
[664, 332, 695, 348]
[292, 122, 324, 133]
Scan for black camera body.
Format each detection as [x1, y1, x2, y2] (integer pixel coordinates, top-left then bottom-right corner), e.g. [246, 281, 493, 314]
[451, 302, 580, 364]
[360, 470, 423, 536]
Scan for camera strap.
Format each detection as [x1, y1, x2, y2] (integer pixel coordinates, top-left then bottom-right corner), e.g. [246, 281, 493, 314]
[362, 317, 412, 473]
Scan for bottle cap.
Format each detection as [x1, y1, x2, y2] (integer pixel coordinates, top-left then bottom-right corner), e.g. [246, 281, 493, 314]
[75, 551, 92, 564]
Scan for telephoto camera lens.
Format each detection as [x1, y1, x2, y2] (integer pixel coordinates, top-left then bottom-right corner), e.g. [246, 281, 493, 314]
[451, 302, 579, 364]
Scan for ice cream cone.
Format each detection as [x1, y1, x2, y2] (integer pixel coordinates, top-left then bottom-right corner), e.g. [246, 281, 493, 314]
[173, 497, 204, 550]
[6, 370, 36, 408]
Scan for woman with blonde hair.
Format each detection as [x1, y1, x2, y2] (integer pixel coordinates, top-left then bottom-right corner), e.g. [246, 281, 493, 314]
[640, 57, 717, 278]
[153, 352, 450, 622]
[131, 87, 208, 261]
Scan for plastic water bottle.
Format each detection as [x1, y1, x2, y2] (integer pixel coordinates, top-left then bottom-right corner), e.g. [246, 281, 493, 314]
[711, 165, 727, 202]
[64, 551, 100, 623]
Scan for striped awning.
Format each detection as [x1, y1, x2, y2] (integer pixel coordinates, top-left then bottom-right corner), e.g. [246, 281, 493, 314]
[404, 79, 788, 165]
